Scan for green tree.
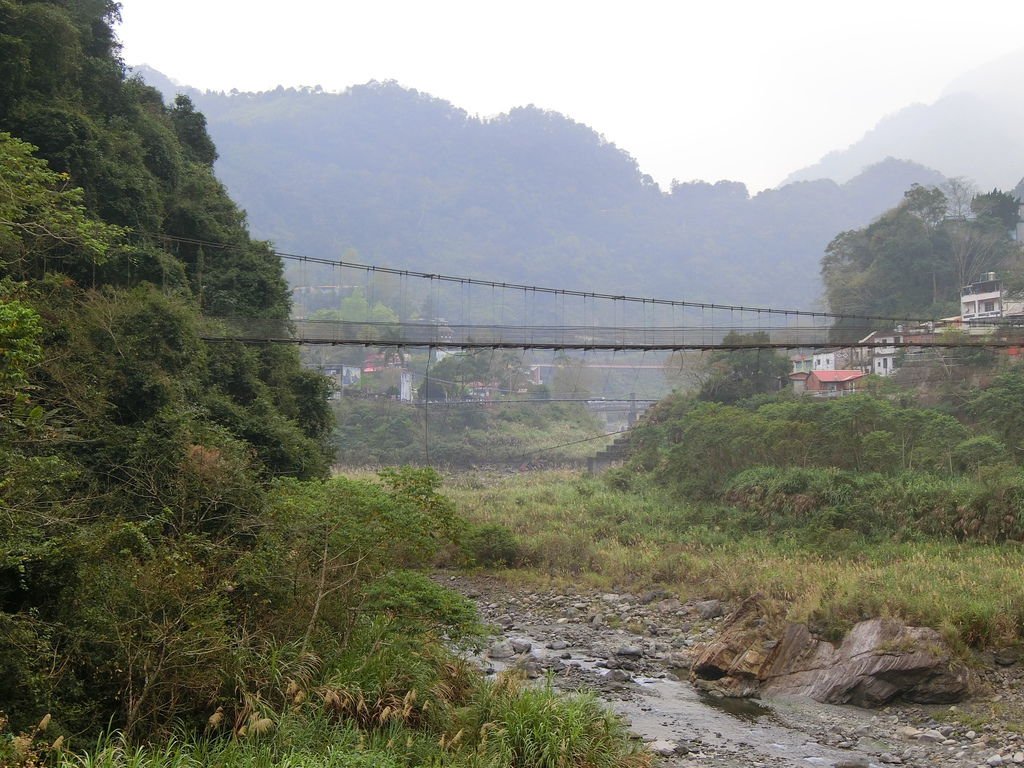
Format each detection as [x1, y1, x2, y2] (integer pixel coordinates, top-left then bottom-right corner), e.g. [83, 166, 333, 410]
[168, 94, 217, 166]
[970, 370, 1024, 455]
[972, 189, 1021, 230]
[0, 132, 123, 279]
[697, 332, 787, 404]
[822, 183, 1021, 320]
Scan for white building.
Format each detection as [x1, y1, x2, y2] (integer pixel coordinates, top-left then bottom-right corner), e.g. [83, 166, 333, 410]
[813, 349, 837, 371]
[960, 272, 1004, 324]
[858, 331, 900, 377]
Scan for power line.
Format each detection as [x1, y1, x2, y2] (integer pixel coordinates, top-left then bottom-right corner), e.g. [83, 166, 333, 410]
[517, 429, 626, 459]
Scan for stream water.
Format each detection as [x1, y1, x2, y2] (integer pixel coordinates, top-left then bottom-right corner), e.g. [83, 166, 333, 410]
[484, 630, 888, 767]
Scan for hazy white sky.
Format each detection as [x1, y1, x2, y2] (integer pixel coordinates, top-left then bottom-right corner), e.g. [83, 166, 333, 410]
[116, 0, 1022, 192]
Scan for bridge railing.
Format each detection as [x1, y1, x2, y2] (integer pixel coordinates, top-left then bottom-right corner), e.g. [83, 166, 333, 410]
[198, 317, 1024, 351]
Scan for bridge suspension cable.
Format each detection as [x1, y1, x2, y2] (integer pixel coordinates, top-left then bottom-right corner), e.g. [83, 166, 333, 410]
[155, 233, 936, 327]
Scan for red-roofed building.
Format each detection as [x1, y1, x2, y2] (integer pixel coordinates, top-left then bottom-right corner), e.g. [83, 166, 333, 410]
[788, 371, 811, 394]
[805, 370, 865, 396]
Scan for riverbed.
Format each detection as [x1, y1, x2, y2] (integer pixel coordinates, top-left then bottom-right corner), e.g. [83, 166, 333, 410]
[441, 573, 1024, 768]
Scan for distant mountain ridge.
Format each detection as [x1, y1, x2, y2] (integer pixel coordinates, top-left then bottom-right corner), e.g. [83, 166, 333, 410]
[783, 47, 1024, 190]
[132, 65, 946, 309]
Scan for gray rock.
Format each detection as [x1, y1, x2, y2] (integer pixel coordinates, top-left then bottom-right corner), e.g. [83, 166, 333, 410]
[546, 640, 568, 651]
[647, 739, 677, 756]
[510, 638, 532, 654]
[616, 645, 644, 658]
[994, 648, 1020, 666]
[606, 669, 632, 683]
[762, 618, 974, 706]
[487, 641, 515, 659]
[516, 656, 543, 679]
[696, 599, 725, 620]
[638, 589, 668, 605]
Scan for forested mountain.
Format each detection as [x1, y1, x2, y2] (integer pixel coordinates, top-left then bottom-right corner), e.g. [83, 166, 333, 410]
[136, 67, 946, 310]
[784, 47, 1024, 190]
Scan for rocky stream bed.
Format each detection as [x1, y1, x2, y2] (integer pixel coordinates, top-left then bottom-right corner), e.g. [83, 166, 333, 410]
[442, 573, 1024, 768]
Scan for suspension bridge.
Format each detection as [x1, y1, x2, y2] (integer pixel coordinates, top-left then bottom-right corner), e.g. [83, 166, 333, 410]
[162, 235, 1024, 350]
[161, 235, 1024, 466]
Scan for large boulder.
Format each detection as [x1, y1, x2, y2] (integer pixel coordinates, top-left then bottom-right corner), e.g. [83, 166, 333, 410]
[690, 599, 973, 706]
[690, 595, 779, 697]
[762, 618, 973, 706]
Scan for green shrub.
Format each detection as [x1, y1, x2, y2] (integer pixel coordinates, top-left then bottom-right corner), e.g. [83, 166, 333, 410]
[457, 675, 649, 768]
[360, 570, 483, 644]
[464, 523, 522, 568]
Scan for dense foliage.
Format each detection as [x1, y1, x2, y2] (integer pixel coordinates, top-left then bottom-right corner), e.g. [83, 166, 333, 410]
[623, 373, 1024, 547]
[693, 332, 789, 404]
[0, 0, 331, 739]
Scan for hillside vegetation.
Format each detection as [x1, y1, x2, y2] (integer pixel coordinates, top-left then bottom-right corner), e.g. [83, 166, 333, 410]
[822, 182, 1022, 319]
[0, 3, 643, 766]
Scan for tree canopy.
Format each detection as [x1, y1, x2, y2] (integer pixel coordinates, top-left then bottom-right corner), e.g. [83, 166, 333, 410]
[822, 182, 1022, 319]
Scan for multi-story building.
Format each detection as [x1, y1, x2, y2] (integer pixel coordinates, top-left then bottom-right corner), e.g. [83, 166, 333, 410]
[960, 272, 1005, 324]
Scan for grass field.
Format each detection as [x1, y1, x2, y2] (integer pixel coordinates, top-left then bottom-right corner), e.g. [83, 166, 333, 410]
[447, 470, 1024, 650]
